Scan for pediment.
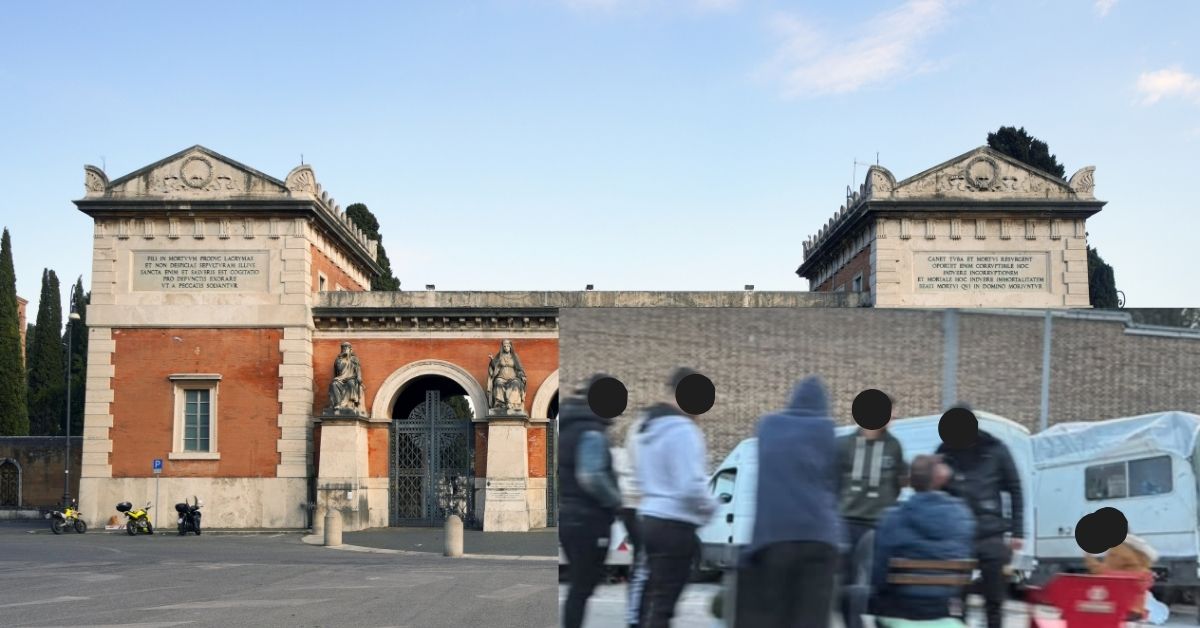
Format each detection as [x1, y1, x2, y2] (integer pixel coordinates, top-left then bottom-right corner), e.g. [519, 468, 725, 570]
[885, 147, 1094, 201]
[86, 145, 290, 199]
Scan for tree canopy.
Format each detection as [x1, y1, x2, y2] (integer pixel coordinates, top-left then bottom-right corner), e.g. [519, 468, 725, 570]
[345, 203, 401, 291]
[0, 228, 28, 435]
[28, 268, 64, 435]
[987, 126, 1066, 178]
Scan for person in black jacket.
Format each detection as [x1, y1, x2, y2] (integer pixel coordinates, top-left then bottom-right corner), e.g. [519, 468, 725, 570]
[934, 405, 1024, 628]
[559, 375, 622, 628]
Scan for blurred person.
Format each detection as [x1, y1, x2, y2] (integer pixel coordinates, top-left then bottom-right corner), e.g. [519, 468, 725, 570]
[1085, 533, 1159, 622]
[559, 375, 622, 628]
[735, 376, 842, 628]
[636, 367, 717, 628]
[870, 454, 975, 621]
[615, 408, 649, 628]
[837, 397, 908, 628]
[935, 403, 1024, 628]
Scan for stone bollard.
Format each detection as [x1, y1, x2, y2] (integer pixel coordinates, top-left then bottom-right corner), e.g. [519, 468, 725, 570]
[444, 514, 463, 557]
[312, 505, 325, 538]
[324, 510, 342, 547]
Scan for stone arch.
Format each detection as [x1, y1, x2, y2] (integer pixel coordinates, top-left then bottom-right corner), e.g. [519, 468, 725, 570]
[371, 360, 488, 421]
[0, 458, 21, 508]
[530, 369, 559, 420]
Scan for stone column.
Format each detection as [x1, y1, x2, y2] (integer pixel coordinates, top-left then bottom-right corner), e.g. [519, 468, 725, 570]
[314, 414, 371, 532]
[482, 413, 531, 532]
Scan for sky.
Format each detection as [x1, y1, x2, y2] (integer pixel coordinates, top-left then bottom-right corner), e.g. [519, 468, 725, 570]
[2, 0, 1198, 321]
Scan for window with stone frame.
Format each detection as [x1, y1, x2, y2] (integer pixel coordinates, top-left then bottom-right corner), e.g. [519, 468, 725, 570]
[852, 272, 864, 292]
[169, 375, 220, 460]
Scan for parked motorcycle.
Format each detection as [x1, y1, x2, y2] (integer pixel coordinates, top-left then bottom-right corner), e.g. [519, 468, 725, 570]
[175, 496, 202, 536]
[48, 500, 87, 535]
[116, 501, 154, 536]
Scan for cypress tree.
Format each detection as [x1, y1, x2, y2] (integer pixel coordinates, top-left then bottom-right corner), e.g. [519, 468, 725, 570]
[345, 203, 401, 291]
[0, 228, 28, 435]
[67, 277, 89, 435]
[28, 269, 64, 435]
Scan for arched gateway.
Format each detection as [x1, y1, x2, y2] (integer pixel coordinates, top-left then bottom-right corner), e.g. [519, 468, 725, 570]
[72, 146, 559, 531]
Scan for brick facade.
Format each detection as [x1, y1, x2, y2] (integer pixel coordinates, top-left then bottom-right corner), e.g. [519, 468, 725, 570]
[0, 437, 81, 508]
[109, 328, 283, 478]
[814, 244, 872, 293]
[311, 243, 366, 293]
[560, 308, 1200, 465]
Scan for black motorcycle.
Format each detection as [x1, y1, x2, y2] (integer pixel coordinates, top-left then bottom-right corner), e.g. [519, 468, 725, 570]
[175, 496, 202, 536]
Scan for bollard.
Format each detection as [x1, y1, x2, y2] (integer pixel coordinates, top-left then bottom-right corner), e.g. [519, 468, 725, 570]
[324, 510, 342, 547]
[444, 514, 463, 557]
[312, 505, 325, 538]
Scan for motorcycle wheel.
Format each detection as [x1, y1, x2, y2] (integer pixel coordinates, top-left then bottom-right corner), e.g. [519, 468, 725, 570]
[194, 518, 201, 536]
[50, 519, 65, 535]
[145, 521, 154, 535]
[126, 521, 136, 536]
[74, 519, 87, 534]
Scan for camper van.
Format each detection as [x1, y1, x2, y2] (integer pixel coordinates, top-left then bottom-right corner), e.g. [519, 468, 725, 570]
[697, 412, 1036, 579]
[1029, 411, 1200, 597]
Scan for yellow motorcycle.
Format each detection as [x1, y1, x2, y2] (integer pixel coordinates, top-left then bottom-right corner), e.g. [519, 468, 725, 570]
[49, 500, 87, 535]
[116, 501, 154, 536]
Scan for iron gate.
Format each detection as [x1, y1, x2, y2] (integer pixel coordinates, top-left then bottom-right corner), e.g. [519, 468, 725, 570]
[546, 419, 558, 526]
[389, 390, 474, 527]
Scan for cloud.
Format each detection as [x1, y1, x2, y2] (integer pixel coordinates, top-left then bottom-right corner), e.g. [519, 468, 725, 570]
[1136, 67, 1200, 105]
[561, 0, 737, 12]
[1094, 0, 1117, 17]
[761, 0, 954, 98]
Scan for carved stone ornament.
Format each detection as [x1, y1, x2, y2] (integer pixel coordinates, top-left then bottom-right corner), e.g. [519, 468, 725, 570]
[285, 165, 317, 194]
[1068, 166, 1096, 196]
[180, 156, 214, 189]
[486, 339, 527, 416]
[964, 156, 1000, 191]
[84, 165, 108, 194]
[326, 341, 367, 416]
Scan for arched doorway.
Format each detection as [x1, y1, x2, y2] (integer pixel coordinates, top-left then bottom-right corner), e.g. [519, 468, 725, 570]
[0, 459, 19, 508]
[389, 375, 476, 527]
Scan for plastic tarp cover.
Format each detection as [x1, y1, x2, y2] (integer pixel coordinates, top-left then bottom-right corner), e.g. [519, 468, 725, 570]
[1031, 411, 1200, 468]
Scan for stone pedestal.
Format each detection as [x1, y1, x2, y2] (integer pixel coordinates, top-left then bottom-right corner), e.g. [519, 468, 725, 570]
[315, 411, 371, 532]
[482, 410, 531, 532]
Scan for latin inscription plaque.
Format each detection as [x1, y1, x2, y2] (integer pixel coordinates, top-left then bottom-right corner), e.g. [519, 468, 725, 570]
[914, 252, 1048, 292]
[132, 251, 269, 292]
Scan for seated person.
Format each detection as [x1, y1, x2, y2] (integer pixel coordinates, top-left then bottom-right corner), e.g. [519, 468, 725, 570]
[871, 454, 975, 622]
[1084, 533, 1158, 621]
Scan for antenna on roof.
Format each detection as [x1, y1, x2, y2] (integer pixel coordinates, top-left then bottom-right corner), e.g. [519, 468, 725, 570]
[101, 156, 106, 174]
[300, 153, 304, 165]
[852, 157, 873, 191]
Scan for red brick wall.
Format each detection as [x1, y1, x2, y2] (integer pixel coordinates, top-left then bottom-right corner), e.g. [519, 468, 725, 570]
[368, 423, 388, 478]
[474, 423, 488, 478]
[110, 328, 282, 478]
[312, 338, 559, 417]
[311, 244, 365, 293]
[815, 244, 872, 293]
[527, 426, 546, 478]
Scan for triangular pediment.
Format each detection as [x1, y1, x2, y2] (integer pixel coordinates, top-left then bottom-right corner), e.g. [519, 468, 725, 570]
[886, 146, 1091, 201]
[88, 145, 290, 199]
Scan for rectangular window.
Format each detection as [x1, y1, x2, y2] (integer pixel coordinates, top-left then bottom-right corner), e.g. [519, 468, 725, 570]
[1085, 462, 1126, 500]
[851, 273, 864, 292]
[318, 272, 327, 292]
[1085, 456, 1173, 501]
[169, 375, 220, 460]
[183, 389, 210, 452]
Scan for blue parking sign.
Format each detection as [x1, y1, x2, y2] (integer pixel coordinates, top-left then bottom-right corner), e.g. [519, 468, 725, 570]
[152, 458, 163, 473]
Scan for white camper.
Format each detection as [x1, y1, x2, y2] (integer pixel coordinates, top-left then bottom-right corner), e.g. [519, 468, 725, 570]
[698, 412, 1036, 578]
[1030, 411, 1200, 593]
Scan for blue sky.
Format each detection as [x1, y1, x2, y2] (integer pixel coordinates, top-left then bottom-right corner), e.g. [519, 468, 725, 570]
[2, 0, 1198, 320]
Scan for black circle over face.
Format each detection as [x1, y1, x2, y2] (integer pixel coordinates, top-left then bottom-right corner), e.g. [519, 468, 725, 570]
[1075, 507, 1128, 554]
[587, 377, 627, 419]
[938, 407, 978, 449]
[675, 373, 715, 416]
[852, 389, 892, 430]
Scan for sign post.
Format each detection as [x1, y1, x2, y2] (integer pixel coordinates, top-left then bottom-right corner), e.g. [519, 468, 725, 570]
[152, 459, 163, 529]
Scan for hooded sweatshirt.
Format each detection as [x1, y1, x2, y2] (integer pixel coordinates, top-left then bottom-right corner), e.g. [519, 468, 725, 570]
[871, 490, 975, 601]
[744, 376, 843, 561]
[615, 411, 648, 510]
[635, 403, 716, 527]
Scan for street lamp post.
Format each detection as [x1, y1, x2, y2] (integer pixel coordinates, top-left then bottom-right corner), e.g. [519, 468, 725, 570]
[63, 311, 81, 505]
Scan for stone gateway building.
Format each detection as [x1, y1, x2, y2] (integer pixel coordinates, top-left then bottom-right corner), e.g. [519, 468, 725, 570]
[73, 146, 563, 531]
[797, 147, 1104, 307]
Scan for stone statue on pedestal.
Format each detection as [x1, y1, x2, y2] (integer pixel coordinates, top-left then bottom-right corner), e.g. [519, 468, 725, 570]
[486, 339, 527, 415]
[327, 341, 366, 416]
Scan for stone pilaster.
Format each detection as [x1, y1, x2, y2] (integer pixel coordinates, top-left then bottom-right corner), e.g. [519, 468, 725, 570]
[482, 414, 532, 532]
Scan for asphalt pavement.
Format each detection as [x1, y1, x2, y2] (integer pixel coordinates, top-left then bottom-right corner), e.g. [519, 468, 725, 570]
[0, 521, 557, 628]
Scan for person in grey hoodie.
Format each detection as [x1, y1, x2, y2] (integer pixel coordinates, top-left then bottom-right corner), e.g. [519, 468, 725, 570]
[615, 410, 649, 628]
[635, 367, 717, 628]
[737, 375, 843, 628]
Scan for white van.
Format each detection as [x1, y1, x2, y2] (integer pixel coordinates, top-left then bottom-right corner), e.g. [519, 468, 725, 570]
[698, 412, 1036, 579]
[1029, 411, 1200, 594]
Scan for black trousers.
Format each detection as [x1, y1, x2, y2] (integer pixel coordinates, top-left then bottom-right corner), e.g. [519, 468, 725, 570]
[736, 541, 839, 628]
[639, 515, 699, 628]
[960, 535, 1010, 628]
[561, 517, 613, 628]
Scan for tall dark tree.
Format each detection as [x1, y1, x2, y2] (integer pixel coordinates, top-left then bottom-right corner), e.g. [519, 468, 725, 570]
[1129, 309, 1200, 328]
[27, 269, 64, 436]
[25, 323, 34, 365]
[987, 126, 1066, 178]
[0, 228, 28, 435]
[345, 203, 401, 291]
[1087, 247, 1120, 309]
[66, 277, 89, 435]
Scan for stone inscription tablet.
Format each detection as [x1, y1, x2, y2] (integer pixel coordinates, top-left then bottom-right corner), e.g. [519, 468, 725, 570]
[486, 478, 527, 502]
[915, 252, 1047, 292]
[132, 251, 269, 292]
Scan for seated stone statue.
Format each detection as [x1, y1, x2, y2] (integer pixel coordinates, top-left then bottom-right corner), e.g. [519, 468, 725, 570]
[486, 339, 526, 414]
[328, 341, 366, 415]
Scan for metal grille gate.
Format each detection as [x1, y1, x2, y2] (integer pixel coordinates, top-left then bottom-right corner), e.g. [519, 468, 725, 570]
[389, 390, 474, 527]
[546, 418, 558, 526]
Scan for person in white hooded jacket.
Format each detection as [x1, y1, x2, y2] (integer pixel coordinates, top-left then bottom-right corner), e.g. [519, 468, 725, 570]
[615, 410, 649, 628]
[635, 367, 717, 628]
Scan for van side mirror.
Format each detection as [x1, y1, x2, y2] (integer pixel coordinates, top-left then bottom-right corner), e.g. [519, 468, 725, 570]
[719, 493, 733, 504]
